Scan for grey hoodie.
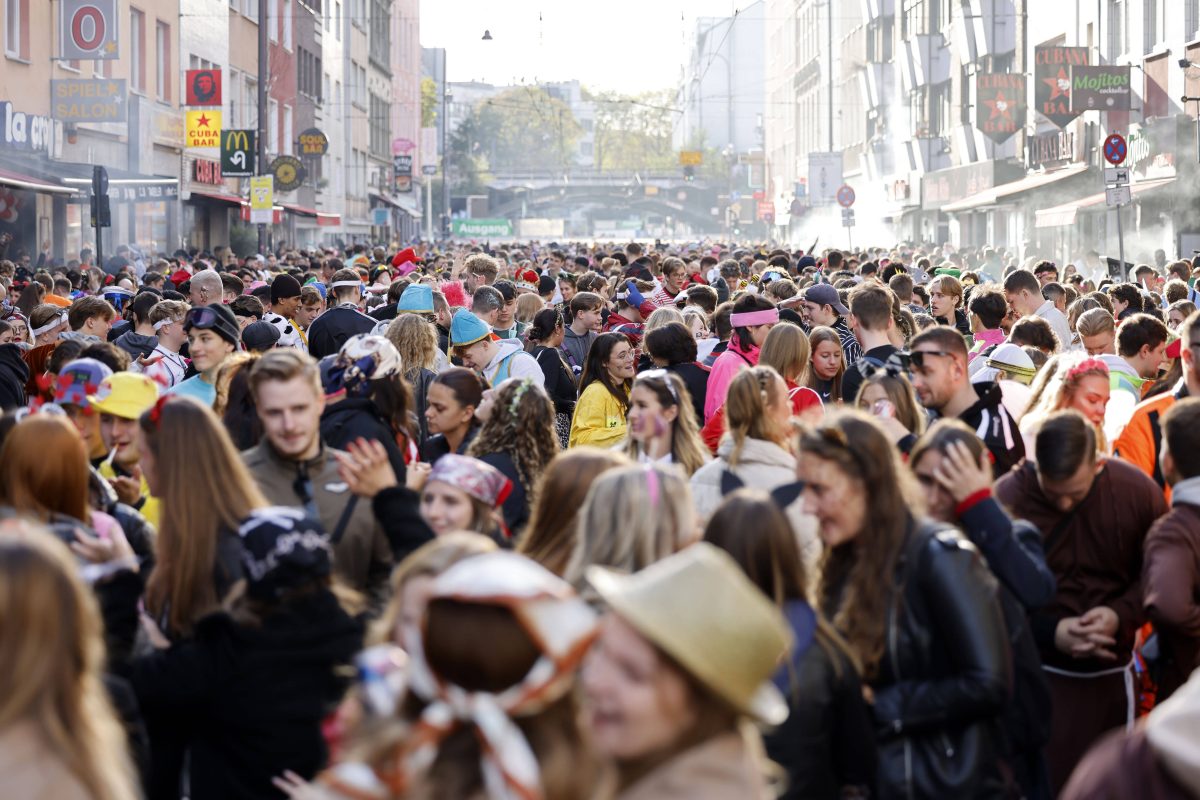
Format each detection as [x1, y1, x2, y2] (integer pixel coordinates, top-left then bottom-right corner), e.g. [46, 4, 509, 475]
[113, 330, 158, 359]
[559, 327, 596, 374]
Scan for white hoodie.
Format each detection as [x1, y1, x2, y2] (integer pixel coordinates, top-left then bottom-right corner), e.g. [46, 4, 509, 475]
[481, 338, 545, 387]
[1146, 666, 1200, 795]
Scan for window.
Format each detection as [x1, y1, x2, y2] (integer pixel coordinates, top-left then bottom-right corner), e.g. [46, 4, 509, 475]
[369, 92, 389, 157]
[130, 9, 145, 92]
[283, 0, 292, 49]
[245, 0, 258, 24]
[324, 73, 331, 105]
[334, 0, 341, 40]
[1188, 0, 1200, 39]
[1109, 0, 1126, 59]
[155, 22, 170, 102]
[368, 0, 388, 68]
[1144, 0, 1158, 53]
[269, 0, 278, 41]
[268, 98, 279, 153]
[5, 0, 27, 59]
[323, 0, 329, 30]
[283, 104, 292, 154]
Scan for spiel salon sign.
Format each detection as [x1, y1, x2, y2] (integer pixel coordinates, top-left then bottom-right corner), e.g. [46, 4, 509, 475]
[0, 102, 62, 156]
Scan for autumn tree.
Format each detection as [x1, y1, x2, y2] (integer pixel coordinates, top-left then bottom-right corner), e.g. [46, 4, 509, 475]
[588, 89, 678, 172]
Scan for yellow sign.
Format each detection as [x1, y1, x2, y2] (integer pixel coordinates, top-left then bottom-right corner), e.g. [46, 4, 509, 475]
[249, 175, 274, 224]
[185, 110, 222, 148]
[679, 150, 703, 166]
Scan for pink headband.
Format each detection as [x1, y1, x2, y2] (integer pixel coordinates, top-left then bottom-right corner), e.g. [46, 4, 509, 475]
[1066, 357, 1109, 382]
[730, 308, 780, 328]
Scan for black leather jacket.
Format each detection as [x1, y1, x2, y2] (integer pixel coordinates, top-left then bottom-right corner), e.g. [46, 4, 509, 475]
[871, 519, 1013, 800]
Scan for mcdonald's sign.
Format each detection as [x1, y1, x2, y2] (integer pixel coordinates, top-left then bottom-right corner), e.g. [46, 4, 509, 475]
[220, 129, 256, 177]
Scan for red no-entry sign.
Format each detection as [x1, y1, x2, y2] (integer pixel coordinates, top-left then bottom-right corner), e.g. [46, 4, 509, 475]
[836, 184, 856, 208]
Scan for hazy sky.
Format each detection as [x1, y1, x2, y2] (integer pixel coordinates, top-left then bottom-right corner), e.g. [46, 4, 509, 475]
[419, 0, 741, 93]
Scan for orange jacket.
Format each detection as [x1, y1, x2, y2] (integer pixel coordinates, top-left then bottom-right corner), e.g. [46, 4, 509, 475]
[1113, 382, 1188, 499]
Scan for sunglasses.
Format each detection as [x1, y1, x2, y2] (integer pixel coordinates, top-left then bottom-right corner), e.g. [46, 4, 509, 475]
[184, 306, 221, 330]
[908, 349, 956, 371]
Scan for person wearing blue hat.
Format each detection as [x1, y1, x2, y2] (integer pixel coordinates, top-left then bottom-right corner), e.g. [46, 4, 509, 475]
[397, 283, 434, 317]
[449, 309, 544, 387]
[54, 357, 114, 462]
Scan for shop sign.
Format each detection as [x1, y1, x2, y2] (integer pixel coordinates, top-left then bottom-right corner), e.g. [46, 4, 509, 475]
[185, 70, 222, 107]
[975, 73, 1026, 144]
[1035, 45, 1089, 127]
[51, 79, 126, 122]
[1028, 130, 1076, 168]
[185, 110, 221, 148]
[0, 102, 60, 155]
[298, 128, 328, 156]
[393, 153, 412, 193]
[192, 158, 223, 186]
[921, 161, 1017, 210]
[269, 155, 305, 192]
[59, 0, 119, 60]
[1070, 65, 1131, 112]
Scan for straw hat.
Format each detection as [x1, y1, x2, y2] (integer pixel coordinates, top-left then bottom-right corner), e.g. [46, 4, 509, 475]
[586, 542, 793, 725]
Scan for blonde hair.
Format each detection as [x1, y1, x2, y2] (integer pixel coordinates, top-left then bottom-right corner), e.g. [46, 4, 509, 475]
[516, 293, 544, 323]
[724, 366, 789, 466]
[644, 306, 685, 333]
[1021, 353, 1110, 453]
[385, 313, 438, 374]
[563, 464, 695, 591]
[759, 323, 810, 383]
[0, 524, 138, 800]
[1075, 306, 1115, 339]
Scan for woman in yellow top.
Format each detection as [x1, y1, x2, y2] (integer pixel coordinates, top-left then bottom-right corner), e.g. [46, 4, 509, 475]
[569, 332, 635, 448]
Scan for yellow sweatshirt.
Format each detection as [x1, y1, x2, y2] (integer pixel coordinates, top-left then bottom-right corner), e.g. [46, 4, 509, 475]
[569, 382, 628, 448]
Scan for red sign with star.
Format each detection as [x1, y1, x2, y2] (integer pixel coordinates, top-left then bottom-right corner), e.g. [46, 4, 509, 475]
[976, 72, 1026, 144]
[1035, 45, 1089, 128]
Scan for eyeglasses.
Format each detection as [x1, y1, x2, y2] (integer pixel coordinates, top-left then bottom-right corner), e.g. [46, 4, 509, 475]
[909, 349, 956, 371]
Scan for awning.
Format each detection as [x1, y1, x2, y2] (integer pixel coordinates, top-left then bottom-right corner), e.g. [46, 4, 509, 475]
[316, 212, 341, 226]
[0, 167, 77, 195]
[942, 164, 1090, 213]
[1035, 177, 1177, 229]
[55, 162, 179, 203]
[188, 189, 244, 206]
[369, 191, 400, 208]
[280, 203, 318, 217]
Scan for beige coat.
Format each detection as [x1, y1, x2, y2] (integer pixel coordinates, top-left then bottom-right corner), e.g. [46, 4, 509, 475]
[618, 730, 774, 800]
[690, 437, 822, 570]
[0, 720, 93, 800]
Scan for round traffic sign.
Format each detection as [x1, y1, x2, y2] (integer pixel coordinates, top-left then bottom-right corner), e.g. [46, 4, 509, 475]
[1104, 133, 1127, 166]
[836, 184, 856, 208]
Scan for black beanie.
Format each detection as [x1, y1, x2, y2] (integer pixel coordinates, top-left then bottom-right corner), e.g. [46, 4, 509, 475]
[270, 274, 302, 304]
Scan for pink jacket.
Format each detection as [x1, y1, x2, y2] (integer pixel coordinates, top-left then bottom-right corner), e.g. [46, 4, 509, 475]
[704, 340, 759, 422]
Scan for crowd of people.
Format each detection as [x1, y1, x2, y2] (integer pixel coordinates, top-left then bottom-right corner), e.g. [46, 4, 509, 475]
[2, 236, 1200, 799]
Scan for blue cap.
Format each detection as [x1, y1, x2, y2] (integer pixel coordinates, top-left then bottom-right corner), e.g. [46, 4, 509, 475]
[449, 309, 491, 348]
[304, 278, 328, 300]
[397, 283, 434, 314]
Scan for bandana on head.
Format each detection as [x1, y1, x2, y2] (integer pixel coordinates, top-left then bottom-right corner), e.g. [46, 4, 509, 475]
[427, 454, 512, 508]
[324, 334, 402, 397]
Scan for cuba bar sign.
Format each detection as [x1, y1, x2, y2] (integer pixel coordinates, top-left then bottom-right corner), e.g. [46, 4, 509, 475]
[975, 73, 1026, 144]
[1035, 45, 1089, 128]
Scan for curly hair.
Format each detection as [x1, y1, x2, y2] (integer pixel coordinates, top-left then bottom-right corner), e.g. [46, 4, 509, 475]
[467, 379, 559, 493]
[384, 313, 438, 373]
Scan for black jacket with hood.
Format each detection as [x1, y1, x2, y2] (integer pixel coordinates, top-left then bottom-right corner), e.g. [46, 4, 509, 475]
[130, 590, 364, 800]
[320, 395, 407, 483]
[0, 342, 28, 410]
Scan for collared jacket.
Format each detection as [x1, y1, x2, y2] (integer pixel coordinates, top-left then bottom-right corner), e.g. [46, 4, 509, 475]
[242, 441, 393, 605]
[957, 381, 1025, 478]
